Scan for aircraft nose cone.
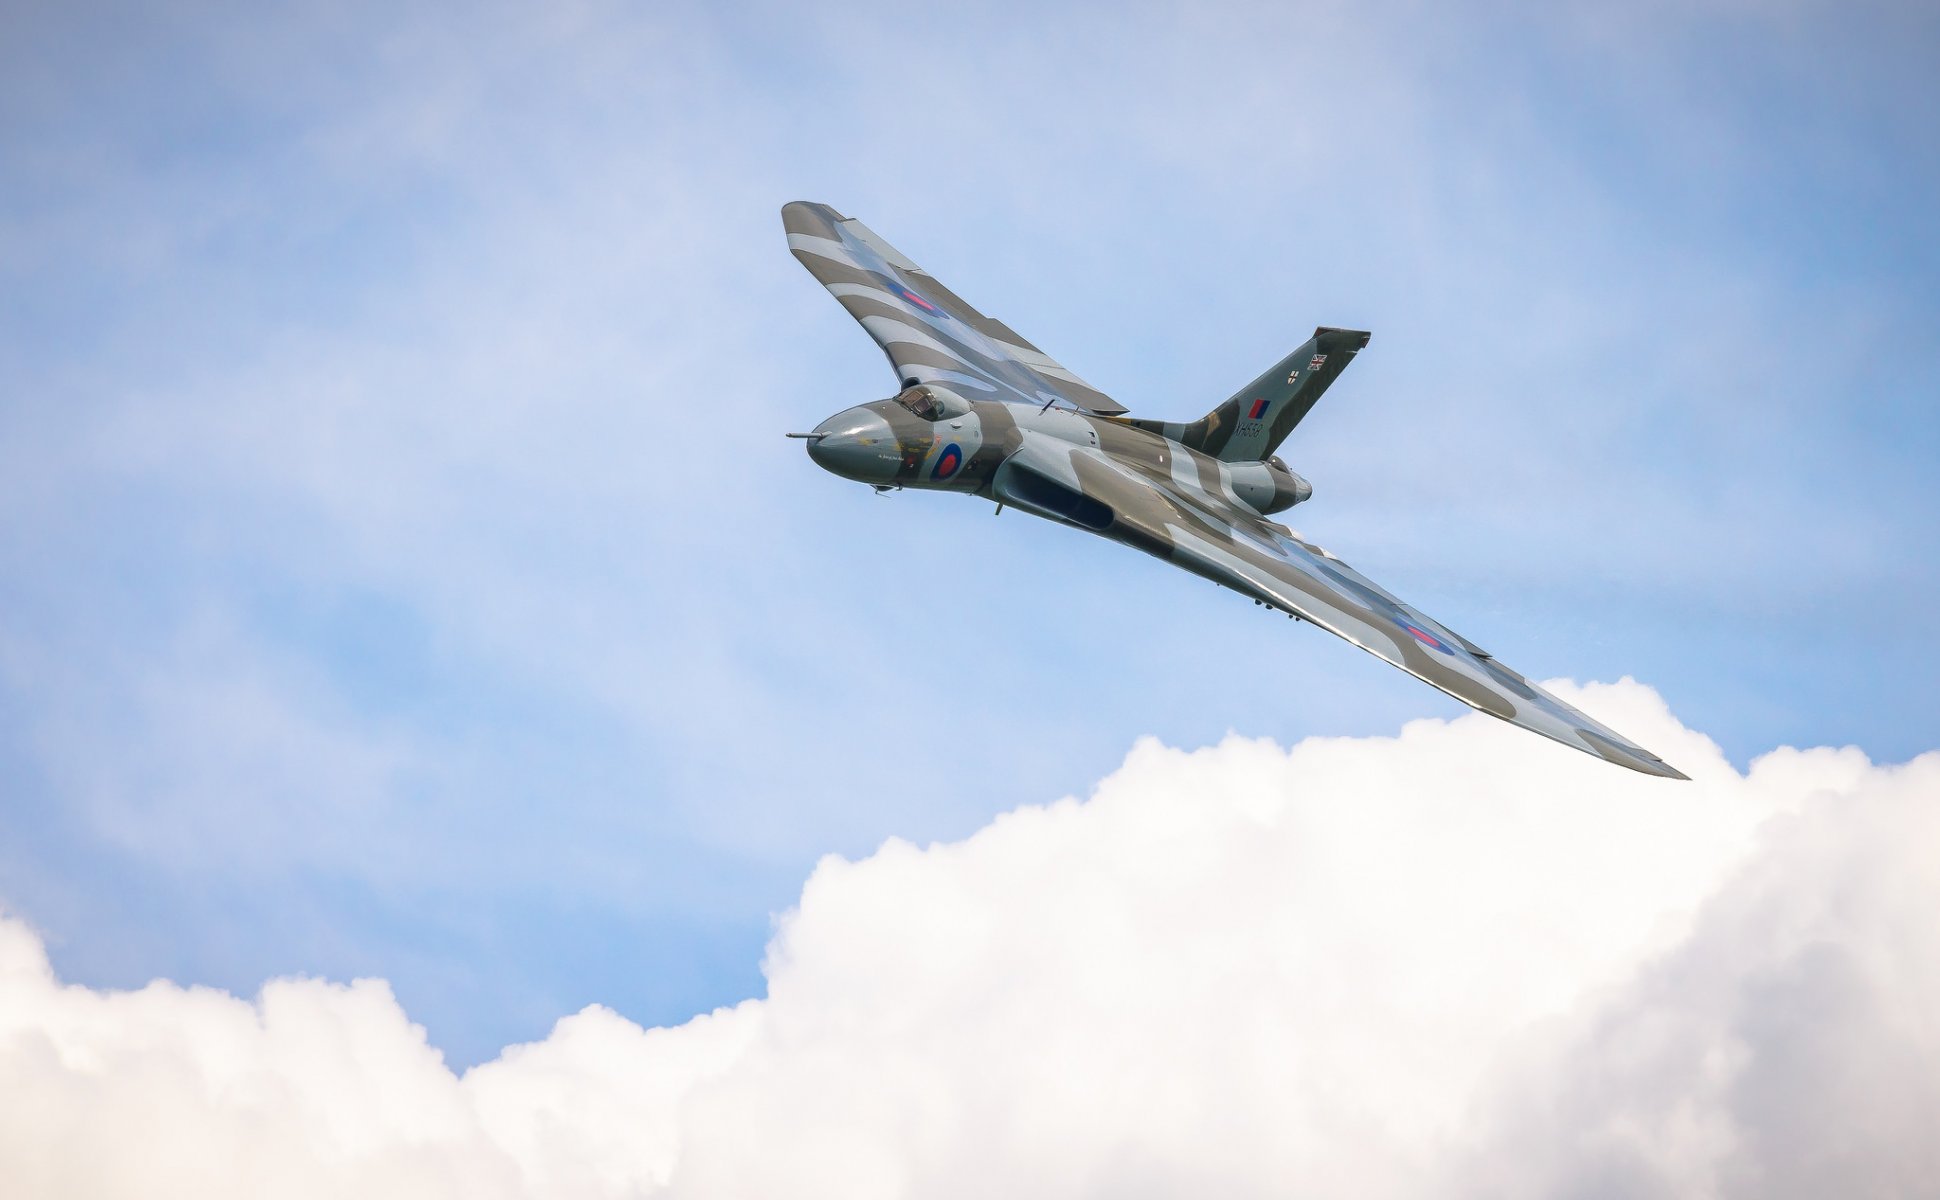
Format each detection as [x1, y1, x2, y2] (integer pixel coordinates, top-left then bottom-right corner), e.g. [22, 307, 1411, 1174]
[806, 407, 899, 483]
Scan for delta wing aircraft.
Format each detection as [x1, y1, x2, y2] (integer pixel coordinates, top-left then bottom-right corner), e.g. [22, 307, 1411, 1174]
[783, 201, 1685, 778]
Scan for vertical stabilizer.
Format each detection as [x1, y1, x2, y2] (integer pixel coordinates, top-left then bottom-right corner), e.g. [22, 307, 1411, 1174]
[1132, 327, 1369, 462]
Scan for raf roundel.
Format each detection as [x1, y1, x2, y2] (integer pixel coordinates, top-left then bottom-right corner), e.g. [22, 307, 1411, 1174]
[890, 279, 941, 315]
[931, 442, 964, 481]
[1402, 623, 1455, 654]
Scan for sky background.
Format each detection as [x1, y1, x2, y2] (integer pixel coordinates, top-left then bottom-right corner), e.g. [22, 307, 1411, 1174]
[2, 0, 1937, 1069]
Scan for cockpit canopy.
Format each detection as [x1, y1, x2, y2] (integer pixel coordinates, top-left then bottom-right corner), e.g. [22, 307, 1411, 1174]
[891, 383, 970, 421]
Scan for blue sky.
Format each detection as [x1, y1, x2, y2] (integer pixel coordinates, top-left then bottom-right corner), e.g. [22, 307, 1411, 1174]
[2, 0, 1936, 1067]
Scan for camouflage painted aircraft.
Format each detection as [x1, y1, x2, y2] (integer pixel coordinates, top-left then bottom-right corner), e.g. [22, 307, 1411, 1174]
[783, 201, 1685, 779]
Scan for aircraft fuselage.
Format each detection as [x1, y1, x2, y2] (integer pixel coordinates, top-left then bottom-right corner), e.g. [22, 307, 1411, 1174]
[805, 390, 1311, 518]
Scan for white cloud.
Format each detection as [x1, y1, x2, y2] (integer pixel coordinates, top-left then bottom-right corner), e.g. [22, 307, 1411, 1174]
[3, 680, 1935, 1198]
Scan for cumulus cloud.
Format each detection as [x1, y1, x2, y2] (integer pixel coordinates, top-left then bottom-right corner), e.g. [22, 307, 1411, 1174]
[3, 680, 1936, 1198]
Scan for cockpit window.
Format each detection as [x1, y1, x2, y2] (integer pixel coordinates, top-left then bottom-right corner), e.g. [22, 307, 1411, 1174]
[892, 385, 943, 420]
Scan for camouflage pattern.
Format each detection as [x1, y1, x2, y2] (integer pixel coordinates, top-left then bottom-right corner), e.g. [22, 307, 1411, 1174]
[1128, 326, 1371, 463]
[785, 202, 1125, 415]
[785, 202, 1687, 780]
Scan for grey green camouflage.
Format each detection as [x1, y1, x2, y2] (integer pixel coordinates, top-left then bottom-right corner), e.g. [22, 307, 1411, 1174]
[784, 201, 1686, 779]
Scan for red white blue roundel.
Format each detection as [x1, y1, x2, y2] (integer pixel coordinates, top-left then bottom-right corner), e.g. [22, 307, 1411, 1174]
[931, 443, 964, 480]
[888, 278, 941, 315]
[1403, 622, 1454, 654]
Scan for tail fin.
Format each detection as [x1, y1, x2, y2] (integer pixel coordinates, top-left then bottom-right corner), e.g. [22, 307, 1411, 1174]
[1134, 327, 1370, 463]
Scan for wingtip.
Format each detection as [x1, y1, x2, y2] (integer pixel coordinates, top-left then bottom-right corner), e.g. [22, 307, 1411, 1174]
[1629, 763, 1691, 783]
[781, 199, 844, 225]
[1611, 730, 1690, 779]
[780, 201, 833, 238]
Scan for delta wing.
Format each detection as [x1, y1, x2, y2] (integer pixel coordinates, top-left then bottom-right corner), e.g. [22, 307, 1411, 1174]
[998, 436, 1687, 778]
[782, 201, 1126, 415]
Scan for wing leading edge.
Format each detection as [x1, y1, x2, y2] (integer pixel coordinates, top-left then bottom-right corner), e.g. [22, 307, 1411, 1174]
[782, 201, 1127, 415]
[1005, 436, 1687, 778]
